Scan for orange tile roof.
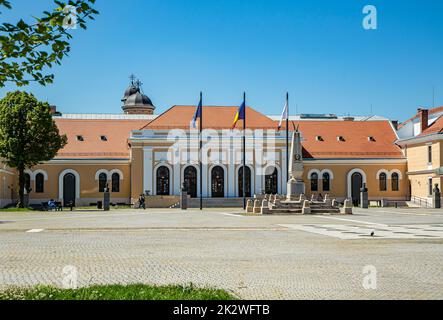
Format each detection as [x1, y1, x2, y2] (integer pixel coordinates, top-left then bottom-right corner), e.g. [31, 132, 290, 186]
[277, 120, 404, 159]
[142, 106, 277, 130]
[54, 119, 148, 159]
[418, 115, 443, 137]
[53, 107, 403, 160]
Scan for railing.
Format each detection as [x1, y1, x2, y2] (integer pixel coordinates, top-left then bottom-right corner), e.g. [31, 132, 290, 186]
[411, 195, 432, 208]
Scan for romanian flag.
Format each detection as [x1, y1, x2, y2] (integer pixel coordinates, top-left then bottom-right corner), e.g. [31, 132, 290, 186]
[231, 99, 246, 129]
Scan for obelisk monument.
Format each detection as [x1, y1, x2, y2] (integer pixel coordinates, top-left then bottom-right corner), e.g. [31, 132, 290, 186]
[287, 127, 305, 200]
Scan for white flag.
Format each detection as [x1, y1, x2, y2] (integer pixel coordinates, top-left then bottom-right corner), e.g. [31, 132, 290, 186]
[278, 100, 288, 130]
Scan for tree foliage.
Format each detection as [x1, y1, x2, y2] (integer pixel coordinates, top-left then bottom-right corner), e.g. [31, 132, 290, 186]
[0, 0, 98, 87]
[0, 91, 67, 206]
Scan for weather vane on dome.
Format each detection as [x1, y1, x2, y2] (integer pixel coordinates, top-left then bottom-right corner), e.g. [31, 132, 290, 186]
[129, 74, 136, 85]
[135, 79, 143, 91]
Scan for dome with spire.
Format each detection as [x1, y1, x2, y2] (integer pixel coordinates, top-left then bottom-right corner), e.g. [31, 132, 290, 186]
[121, 76, 155, 115]
[121, 83, 139, 103]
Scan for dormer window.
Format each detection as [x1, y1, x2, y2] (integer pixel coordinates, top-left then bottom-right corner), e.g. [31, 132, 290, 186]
[368, 136, 376, 142]
[337, 136, 345, 142]
[76, 135, 84, 141]
[100, 135, 108, 141]
[316, 136, 324, 141]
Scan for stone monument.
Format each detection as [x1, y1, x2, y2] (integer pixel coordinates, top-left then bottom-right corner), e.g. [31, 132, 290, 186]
[103, 183, 110, 211]
[433, 184, 441, 209]
[360, 183, 369, 209]
[287, 128, 305, 200]
[180, 182, 188, 210]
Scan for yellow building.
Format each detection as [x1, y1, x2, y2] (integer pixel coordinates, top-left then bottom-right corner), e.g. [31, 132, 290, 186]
[0, 82, 412, 208]
[397, 107, 443, 206]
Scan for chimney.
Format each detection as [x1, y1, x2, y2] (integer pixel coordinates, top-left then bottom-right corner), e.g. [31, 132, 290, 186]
[418, 108, 429, 133]
[49, 105, 62, 116]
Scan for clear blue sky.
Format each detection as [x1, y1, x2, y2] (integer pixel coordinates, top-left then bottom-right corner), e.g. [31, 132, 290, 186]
[1, 0, 442, 121]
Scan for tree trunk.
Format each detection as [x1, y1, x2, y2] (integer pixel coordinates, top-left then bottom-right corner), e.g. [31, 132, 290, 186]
[17, 168, 25, 208]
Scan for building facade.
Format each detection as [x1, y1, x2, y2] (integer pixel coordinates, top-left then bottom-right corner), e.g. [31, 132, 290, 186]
[0, 83, 419, 208]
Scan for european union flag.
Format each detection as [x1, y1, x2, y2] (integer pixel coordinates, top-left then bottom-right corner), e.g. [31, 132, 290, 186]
[192, 93, 202, 129]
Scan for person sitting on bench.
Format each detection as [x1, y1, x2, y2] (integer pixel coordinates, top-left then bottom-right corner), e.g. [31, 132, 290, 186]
[48, 199, 57, 211]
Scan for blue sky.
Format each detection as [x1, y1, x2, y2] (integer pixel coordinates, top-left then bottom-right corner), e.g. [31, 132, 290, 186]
[1, 0, 442, 121]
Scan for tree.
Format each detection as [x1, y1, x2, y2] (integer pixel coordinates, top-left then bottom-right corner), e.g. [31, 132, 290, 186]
[0, 91, 67, 207]
[0, 0, 98, 87]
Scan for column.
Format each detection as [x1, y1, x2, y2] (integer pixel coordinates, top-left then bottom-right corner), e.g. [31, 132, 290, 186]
[282, 148, 288, 195]
[143, 148, 153, 195]
[202, 163, 208, 197]
[173, 149, 180, 196]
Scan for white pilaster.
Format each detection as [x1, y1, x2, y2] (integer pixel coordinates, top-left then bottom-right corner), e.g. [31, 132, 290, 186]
[202, 163, 208, 197]
[282, 149, 288, 195]
[143, 148, 153, 195]
[228, 160, 235, 198]
[173, 150, 180, 196]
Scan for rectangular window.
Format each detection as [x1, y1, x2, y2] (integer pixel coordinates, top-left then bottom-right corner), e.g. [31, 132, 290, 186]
[429, 178, 433, 196]
[428, 145, 432, 164]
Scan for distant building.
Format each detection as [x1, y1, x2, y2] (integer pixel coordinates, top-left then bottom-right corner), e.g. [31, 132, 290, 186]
[397, 107, 443, 206]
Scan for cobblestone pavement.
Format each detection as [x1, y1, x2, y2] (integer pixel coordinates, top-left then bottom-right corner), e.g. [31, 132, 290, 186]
[1, 208, 442, 299]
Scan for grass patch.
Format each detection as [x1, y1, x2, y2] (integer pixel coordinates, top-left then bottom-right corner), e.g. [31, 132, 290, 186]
[0, 284, 236, 300]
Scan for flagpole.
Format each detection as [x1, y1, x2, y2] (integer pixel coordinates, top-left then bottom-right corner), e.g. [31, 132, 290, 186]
[199, 92, 203, 211]
[286, 92, 289, 183]
[243, 92, 246, 210]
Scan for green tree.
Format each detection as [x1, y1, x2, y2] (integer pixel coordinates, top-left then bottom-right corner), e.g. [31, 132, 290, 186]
[0, 0, 98, 87]
[0, 91, 67, 207]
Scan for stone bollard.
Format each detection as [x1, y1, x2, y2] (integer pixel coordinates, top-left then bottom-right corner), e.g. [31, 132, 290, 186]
[341, 199, 353, 214]
[268, 194, 274, 203]
[302, 200, 311, 214]
[246, 199, 253, 213]
[325, 198, 332, 207]
[261, 199, 270, 214]
[253, 199, 261, 214]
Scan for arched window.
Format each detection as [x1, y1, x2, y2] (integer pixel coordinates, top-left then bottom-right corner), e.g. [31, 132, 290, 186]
[24, 173, 31, 192]
[35, 173, 45, 193]
[184, 166, 197, 198]
[265, 167, 278, 194]
[379, 172, 387, 191]
[111, 173, 120, 193]
[156, 166, 170, 196]
[211, 166, 225, 198]
[322, 172, 330, 192]
[99, 173, 107, 192]
[391, 173, 399, 191]
[310, 172, 318, 192]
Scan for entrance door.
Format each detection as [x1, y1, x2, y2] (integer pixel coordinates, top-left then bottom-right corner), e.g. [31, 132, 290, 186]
[63, 173, 76, 207]
[184, 166, 198, 198]
[265, 167, 278, 194]
[351, 172, 363, 206]
[211, 166, 224, 198]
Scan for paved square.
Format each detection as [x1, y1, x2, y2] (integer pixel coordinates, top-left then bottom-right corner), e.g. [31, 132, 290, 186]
[1, 207, 442, 299]
[280, 224, 443, 239]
